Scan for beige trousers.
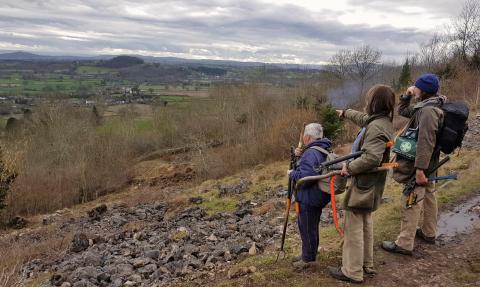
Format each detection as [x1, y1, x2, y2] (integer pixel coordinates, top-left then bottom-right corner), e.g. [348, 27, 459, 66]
[341, 210, 373, 282]
[395, 184, 437, 251]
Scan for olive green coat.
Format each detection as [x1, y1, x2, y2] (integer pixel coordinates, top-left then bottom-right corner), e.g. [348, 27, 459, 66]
[342, 109, 394, 213]
[392, 96, 445, 183]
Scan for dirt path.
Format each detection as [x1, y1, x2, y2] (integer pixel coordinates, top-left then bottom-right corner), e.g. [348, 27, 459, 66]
[369, 227, 480, 287]
[366, 192, 480, 287]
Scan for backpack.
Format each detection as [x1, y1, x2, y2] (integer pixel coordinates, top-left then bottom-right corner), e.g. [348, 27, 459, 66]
[436, 101, 469, 154]
[309, 146, 347, 195]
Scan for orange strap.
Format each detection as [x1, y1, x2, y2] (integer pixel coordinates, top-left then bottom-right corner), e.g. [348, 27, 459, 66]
[381, 162, 399, 168]
[294, 201, 300, 216]
[330, 176, 344, 237]
[385, 141, 394, 148]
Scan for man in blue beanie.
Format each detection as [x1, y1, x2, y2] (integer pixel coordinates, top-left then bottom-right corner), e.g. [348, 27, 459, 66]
[382, 73, 447, 255]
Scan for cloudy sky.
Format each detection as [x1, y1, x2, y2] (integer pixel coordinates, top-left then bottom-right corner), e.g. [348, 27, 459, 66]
[0, 0, 462, 64]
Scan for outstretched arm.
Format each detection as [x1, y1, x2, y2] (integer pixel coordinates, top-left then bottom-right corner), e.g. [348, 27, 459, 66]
[342, 109, 370, 127]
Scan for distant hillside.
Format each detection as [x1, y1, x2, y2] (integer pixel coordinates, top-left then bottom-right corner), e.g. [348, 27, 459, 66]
[0, 50, 324, 69]
[100, 55, 144, 68]
[0, 51, 51, 61]
[0, 51, 108, 61]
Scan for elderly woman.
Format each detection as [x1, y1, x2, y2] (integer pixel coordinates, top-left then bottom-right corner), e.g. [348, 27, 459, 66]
[329, 85, 395, 283]
[288, 123, 332, 269]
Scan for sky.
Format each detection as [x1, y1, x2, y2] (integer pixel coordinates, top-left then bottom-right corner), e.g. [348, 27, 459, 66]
[0, 0, 463, 64]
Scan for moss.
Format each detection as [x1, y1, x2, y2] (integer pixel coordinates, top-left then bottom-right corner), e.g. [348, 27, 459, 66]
[24, 272, 51, 287]
[171, 229, 189, 241]
[198, 191, 239, 215]
[454, 271, 479, 283]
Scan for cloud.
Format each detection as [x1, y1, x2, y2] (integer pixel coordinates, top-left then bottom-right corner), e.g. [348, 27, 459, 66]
[0, 0, 460, 63]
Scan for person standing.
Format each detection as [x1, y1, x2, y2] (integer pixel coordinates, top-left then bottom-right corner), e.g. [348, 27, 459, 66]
[329, 85, 395, 283]
[288, 123, 332, 269]
[382, 74, 445, 255]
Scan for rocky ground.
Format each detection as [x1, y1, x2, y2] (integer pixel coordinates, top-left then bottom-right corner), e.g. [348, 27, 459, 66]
[2, 113, 479, 287]
[22, 199, 279, 287]
[462, 113, 480, 149]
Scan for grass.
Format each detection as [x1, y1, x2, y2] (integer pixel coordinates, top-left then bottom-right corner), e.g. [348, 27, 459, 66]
[196, 149, 480, 287]
[0, 74, 102, 96]
[75, 66, 113, 74]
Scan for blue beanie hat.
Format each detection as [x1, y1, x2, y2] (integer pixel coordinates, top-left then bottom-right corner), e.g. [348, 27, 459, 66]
[415, 74, 439, 94]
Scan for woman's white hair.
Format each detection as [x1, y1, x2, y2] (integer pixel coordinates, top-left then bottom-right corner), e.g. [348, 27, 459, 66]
[304, 123, 324, 139]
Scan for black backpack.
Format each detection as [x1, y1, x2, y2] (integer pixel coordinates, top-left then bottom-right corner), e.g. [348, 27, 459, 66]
[436, 101, 469, 154]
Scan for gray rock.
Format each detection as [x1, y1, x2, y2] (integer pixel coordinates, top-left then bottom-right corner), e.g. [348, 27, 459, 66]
[71, 233, 89, 253]
[218, 178, 251, 197]
[96, 272, 111, 282]
[116, 263, 134, 276]
[144, 249, 160, 260]
[132, 258, 147, 268]
[128, 273, 142, 282]
[87, 204, 107, 220]
[137, 263, 157, 274]
[230, 245, 249, 255]
[72, 280, 95, 287]
[50, 273, 65, 286]
[82, 252, 103, 267]
[111, 278, 123, 287]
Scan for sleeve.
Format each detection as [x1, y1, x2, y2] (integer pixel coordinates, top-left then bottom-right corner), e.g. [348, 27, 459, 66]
[398, 96, 414, 118]
[289, 149, 325, 187]
[343, 109, 370, 127]
[415, 107, 441, 170]
[347, 125, 388, 175]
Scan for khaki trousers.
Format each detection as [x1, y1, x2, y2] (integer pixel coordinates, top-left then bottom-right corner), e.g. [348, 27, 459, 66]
[395, 184, 437, 251]
[341, 210, 373, 282]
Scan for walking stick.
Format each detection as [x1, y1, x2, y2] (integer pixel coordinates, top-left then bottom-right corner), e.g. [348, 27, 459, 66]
[276, 124, 305, 262]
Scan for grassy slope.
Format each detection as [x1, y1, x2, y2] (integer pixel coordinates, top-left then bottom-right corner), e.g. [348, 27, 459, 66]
[9, 149, 480, 287]
[181, 150, 480, 286]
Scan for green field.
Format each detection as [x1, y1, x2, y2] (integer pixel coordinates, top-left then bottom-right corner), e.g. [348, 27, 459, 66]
[0, 73, 103, 96]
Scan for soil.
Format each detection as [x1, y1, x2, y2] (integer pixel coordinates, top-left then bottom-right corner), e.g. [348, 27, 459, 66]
[366, 193, 480, 287]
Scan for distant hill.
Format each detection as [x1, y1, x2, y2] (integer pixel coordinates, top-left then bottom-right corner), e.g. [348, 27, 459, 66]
[0, 51, 52, 61]
[100, 55, 144, 68]
[0, 51, 108, 61]
[0, 50, 324, 69]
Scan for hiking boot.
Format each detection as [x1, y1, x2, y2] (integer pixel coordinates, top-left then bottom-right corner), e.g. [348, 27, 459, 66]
[363, 266, 377, 277]
[291, 255, 302, 263]
[293, 260, 317, 271]
[381, 241, 413, 256]
[328, 266, 363, 284]
[416, 229, 436, 244]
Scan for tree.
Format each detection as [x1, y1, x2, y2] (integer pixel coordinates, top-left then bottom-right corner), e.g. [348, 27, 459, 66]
[420, 33, 450, 71]
[348, 45, 382, 97]
[317, 104, 343, 140]
[329, 49, 353, 97]
[451, 0, 480, 62]
[329, 49, 352, 81]
[397, 58, 412, 90]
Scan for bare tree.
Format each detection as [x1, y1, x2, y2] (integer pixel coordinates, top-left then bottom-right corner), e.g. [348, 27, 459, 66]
[419, 33, 450, 71]
[451, 0, 480, 60]
[329, 49, 352, 81]
[328, 49, 352, 97]
[348, 45, 382, 97]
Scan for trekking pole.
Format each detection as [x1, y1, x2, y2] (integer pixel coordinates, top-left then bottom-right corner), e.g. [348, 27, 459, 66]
[276, 123, 305, 262]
